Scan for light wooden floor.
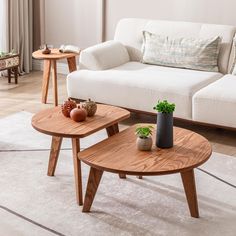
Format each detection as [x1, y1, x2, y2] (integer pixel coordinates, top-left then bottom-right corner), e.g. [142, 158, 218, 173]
[1, 71, 236, 157]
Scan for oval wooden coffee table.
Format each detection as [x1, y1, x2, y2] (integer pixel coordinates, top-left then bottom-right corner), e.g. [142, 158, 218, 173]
[31, 104, 130, 206]
[79, 124, 212, 217]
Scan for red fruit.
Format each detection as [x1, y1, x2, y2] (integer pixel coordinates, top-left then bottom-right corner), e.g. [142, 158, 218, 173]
[61, 99, 77, 117]
[70, 107, 87, 122]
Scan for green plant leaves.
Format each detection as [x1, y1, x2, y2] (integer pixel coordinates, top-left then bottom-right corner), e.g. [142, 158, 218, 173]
[153, 100, 175, 113]
[0, 49, 15, 58]
[135, 125, 153, 138]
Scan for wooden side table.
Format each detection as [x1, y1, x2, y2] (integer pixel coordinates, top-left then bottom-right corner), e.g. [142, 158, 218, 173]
[79, 124, 212, 217]
[31, 105, 130, 206]
[0, 54, 20, 84]
[32, 49, 79, 106]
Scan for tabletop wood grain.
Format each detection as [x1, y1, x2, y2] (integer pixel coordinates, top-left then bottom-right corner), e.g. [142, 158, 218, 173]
[79, 124, 212, 175]
[32, 48, 79, 60]
[31, 104, 130, 138]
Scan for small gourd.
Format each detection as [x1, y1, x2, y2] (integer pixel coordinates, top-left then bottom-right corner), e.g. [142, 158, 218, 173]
[81, 98, 97, 117]
[61, 99, 77, 117]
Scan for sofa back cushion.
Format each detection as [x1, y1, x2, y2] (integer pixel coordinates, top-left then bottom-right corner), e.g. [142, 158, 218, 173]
[114, 18, 236, 74]
[79, 41, 130, 70]
[142, 31, 221, 72]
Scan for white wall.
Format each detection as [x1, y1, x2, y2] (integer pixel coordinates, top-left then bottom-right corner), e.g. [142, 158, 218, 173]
[45, 0, 102, 49]
[105, 0, 236, 40]
[41, 0, 236, 74]
[44, 0, 236, 46]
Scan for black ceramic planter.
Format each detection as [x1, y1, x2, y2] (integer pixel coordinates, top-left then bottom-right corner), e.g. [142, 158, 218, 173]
[156, 112, 173, 148]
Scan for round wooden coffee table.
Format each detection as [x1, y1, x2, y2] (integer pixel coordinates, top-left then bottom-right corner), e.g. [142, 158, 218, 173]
[31, 104, 130, 205]
[32, 48, 79, 106]
[79, 124, 212, 217]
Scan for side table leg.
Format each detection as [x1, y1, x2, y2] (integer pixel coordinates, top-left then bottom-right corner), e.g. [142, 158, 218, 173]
[181, 169, 199, 218]
[106, 123, 119, 136]
[8, 69, 11, 83]
[42, 60, 51, 104]
[72, 138, 83, 206]
[106, 123, 126, 179]
[67, 56, 77, 73]
[83, 167, 103, 212]
[14, 66, 18, 84]
[51, 60, 58, 106]
[47, 136, 63, 176]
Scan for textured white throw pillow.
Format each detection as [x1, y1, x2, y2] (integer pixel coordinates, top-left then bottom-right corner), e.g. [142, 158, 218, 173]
[142, 31, 222, 72]
[230, 38, 236, 75]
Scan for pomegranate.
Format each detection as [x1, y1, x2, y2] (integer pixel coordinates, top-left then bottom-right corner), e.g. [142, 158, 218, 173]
[70, 107, 87, 122]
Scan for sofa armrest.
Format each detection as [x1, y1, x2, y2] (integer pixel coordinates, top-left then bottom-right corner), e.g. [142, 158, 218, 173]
[79, 40, 130, 70]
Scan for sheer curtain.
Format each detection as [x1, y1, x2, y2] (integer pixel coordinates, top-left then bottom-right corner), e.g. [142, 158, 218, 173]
[9, 0, 33, 73]
[0, 0, 8, 52]
[0, 0, 44, 74]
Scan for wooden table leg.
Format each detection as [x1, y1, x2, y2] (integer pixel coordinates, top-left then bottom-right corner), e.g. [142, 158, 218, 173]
[181, 169, 199, 218]
[47, 136, 63, 176]
[72, 138, 83, 206]
[83, 167, 103, 212]
[51, 60, 58, 106]
[107, 125, 142, 179]
[14, 66, 18, 84]
[106, 123, 126, 179]
[7, 68, 11, 83]
[42, 60, 51, 104]
[67, 56, 77, 73]
[106, 123, 119, 136]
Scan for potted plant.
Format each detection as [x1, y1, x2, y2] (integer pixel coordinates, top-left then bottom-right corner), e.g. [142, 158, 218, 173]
[135, 125, 153, 151]
[153, 100, 175, 148]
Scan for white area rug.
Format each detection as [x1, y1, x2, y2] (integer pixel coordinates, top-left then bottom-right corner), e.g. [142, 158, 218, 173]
[0, 112, 236, 236]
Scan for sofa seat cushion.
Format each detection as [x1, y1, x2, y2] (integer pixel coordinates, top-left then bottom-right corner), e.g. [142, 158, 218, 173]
[193, 74, 236, 128]
[67, 62, 222, 120]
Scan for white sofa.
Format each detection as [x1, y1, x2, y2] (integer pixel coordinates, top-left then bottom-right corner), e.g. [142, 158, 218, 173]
[67, 18, 236, 129]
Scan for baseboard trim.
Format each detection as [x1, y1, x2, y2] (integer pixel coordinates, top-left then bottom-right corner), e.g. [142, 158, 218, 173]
[32, 59, 79, 75]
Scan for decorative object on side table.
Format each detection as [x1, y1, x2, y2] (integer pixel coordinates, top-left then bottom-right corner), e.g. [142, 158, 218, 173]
[153, 100, 175, 148]
[81, 98, 97, 117]
[61, 99, 77, 117]
[59, 45, 80, 54]
[135, 125, 153, 151]
[42, 44, 51, 54]
[61, 99, 88, 122]
[0, 50, 15, 58]
[70, 106, 87, 122]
